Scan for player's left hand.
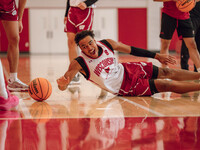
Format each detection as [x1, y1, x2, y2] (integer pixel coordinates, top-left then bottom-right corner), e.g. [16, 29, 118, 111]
[78, 2, 87, 10]
[18, 20, 23, 33]
[155, 53, 177, 65]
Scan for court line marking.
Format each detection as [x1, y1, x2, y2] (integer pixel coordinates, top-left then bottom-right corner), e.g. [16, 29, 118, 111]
[118, 97, 165, 117]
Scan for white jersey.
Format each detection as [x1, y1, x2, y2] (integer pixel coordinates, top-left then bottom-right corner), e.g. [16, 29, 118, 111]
[80, 41, 124, 94]
[70, 0, 95, 8]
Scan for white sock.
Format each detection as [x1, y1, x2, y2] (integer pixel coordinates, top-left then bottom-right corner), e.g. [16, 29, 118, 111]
[197, 68, 200, 73]
[0, 60, 8, 99]
[9, 72, 17, 83]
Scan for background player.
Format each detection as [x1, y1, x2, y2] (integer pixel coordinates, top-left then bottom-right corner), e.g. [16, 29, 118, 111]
[181, 1, 200, 71]
[64, 0, 98, 83]
[57, 30, 200, 96]
[0, 0, 28, 92]
[153, 0, 200, 72]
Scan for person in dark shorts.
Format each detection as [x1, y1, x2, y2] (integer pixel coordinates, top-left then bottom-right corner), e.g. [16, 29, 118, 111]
[180, 1, 200, 71]
[0, 0, 28, 92]
[154, 0, 200, 72]
[57, 30, 200, 96]
[64, 0, 98, 84]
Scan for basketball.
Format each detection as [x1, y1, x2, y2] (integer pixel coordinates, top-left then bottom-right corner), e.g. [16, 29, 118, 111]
[30, 102, 52, 123]
[176, 0, 195, 12]
[28, 78, 52, 101]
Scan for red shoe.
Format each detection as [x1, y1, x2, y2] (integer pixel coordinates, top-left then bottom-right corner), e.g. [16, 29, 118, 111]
[0, 90, 19, 111]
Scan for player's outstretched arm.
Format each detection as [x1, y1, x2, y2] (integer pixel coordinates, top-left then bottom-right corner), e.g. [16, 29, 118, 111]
[57, 60, 82, 91]
[106, 39, 176, 65]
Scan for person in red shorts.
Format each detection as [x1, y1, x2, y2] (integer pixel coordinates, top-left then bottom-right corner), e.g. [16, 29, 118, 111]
[154, 0, 200, 72]
[0, 60, 19, 110]
[0, 0, 28, 92]
[57, 30, 200, 96]
[64, 0, 98, 84]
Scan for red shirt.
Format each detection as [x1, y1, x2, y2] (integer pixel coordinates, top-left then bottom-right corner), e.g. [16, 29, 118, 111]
[162, 1, 190, 20]
[0, 0, 16, 12]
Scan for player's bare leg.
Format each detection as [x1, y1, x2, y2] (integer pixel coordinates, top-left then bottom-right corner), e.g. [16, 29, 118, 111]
[2, 20, 28, 92]
[67, 32, 80, 84]
[158, 67, 200, 81]
[154, 79, 200, 94]
[183, 37, 200, 71]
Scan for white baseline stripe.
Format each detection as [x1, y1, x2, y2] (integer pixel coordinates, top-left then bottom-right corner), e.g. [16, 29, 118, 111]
[118, 97, 164, 117]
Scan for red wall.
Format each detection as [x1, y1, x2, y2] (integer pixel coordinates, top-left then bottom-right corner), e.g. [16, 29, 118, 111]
[118, 8, 147, 49]
[0, 9, 29, 52]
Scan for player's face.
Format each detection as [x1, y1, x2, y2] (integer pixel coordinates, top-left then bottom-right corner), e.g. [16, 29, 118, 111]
[78, 36, 98, 58]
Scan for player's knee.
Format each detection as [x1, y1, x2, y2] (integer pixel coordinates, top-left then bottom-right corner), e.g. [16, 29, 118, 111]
[8, 35, 20, 46]
[160, 67, 172, 78]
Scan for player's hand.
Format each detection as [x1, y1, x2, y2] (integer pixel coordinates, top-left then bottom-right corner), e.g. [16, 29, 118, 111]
[57, 76, 70, 91]
[155, 53, 177, 65]
[77, 2, 87, 10]
[64, 17, 67, 25]
[18, 20, 23, 33]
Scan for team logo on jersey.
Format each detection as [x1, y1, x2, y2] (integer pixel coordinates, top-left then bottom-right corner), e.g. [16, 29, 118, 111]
[12, 10, 17, 16]
[104, 50, 109, 55]
[104, 67, 110, 73]
[79, 25, 85, 30]
[94, 58, 114, 76]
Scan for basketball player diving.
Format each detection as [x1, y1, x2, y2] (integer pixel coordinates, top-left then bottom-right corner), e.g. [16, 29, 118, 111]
[57, 30, 200, 96]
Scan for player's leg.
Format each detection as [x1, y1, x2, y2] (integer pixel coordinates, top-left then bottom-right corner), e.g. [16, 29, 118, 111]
[194, 28, 200, 71]
[2, 20, 28, 92]
[154, 79, 200, 94]
[157, 67, 200, 81]
[0, 60, 8, 99]
[0, 60, 19, 110]
[2, 20, 19, 74]
[183, 37, 200, 71]
[160, 39, 171, 55]
[67, 32, 78, 62]
[180, 41, 190, 70]
[159, 13, 176, 55]
[178, 18, 200, 71]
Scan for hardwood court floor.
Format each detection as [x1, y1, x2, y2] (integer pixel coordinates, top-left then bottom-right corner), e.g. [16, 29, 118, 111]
[1, 53, 200, 150]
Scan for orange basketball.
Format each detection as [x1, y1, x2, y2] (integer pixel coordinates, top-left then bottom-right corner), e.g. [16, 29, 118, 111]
[176, 0, 195, 12]
[28, 78, 52, 101]
[29, 102, 52, 123]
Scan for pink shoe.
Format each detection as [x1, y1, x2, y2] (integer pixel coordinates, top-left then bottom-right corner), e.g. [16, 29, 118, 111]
[0, 90, 19, 111]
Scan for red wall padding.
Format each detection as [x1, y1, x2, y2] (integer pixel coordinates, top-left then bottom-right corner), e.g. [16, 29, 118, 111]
[118, 8, 147, 49]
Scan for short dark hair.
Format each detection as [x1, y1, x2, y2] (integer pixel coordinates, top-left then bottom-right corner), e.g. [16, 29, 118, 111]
[75, 30, 95, 45]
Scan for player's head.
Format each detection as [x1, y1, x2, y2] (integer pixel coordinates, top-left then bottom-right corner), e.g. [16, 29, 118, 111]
[75, 30, 95, 45]
[75, 30, 98, 58]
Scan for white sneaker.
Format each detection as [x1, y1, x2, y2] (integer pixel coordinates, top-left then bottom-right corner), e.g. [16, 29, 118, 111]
[7, 79, 28, 92]
[70, 74, 80, 85]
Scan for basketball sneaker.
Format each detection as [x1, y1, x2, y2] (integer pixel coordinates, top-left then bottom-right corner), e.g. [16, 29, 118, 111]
[0, 90, 19, 110]
[7, 79, 28, 92]
[70, 73, 80, 84]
